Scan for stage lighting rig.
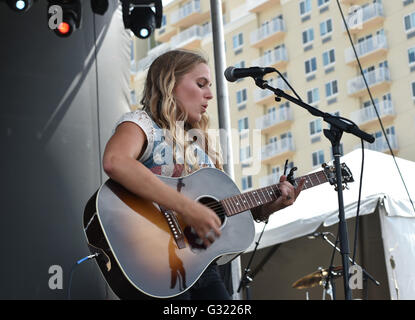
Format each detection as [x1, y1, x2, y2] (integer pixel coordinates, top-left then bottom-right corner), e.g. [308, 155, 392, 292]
[5, 0, 34, 13]
[121, 0, 163, 39]
[47, 0, 81, 38]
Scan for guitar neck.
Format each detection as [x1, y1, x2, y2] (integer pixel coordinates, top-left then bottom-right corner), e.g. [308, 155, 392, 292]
[220, 169, 328, 217]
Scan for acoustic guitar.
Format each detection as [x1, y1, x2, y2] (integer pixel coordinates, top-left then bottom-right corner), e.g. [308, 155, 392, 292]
[83, 163, 353, 299]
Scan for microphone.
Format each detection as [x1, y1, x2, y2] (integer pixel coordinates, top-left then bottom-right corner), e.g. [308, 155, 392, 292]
[307, 232, 332, 239]
[224, 66, 275, 82]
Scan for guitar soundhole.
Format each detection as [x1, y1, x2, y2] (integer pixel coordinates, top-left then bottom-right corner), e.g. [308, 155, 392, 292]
[184, 196, 226, 252]
[198, 196, 227, 225]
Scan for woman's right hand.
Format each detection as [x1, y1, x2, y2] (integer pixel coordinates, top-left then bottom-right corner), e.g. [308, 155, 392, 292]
[178, 199, 222, 248]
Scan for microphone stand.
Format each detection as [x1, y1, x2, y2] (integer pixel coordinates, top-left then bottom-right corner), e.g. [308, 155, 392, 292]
[237, 219, 268, 299]
[254, 77, 375, 300]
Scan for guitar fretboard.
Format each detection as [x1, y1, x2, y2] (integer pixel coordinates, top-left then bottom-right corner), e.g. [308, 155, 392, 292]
[220, 170, 328, 217]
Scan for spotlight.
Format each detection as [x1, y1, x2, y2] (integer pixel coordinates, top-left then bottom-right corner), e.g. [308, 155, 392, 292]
[121, 0, 163, 39]
[91, 0, 108, 15]
[6, 0, 33, 13]
[47, 0, 82, 38]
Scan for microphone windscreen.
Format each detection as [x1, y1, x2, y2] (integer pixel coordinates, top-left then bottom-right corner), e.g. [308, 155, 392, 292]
[224, 67, 236, 82]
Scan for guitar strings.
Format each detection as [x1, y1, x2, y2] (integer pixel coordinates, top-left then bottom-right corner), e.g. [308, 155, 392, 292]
[200, 170, 328, 216]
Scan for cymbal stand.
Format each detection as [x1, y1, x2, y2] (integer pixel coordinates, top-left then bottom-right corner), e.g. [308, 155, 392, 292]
[319, 232, 380, 290]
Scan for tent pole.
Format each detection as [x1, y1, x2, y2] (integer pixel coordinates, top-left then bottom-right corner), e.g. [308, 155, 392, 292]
[210, 0, 240, 300]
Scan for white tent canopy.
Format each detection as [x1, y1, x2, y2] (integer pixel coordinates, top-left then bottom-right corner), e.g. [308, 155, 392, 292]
[247, 149, 415, 299]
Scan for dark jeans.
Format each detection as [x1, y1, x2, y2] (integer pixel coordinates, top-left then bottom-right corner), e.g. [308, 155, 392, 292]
[170, 264, 232, 300]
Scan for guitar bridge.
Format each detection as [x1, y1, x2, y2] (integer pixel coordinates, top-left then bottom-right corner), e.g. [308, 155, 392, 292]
[159, 205, 186, 249]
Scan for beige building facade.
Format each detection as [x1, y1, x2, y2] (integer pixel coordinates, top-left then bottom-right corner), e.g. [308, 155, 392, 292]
[130, 0, 415, 192]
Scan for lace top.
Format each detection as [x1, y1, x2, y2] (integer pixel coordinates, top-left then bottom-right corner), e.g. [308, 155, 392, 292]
[114, 110, 215, 177]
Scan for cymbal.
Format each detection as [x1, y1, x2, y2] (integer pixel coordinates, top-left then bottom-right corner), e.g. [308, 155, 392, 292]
[292, 266, 343, 289]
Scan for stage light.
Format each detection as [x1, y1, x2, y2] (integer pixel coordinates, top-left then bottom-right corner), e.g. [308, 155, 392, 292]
[6, 0, 33, 13]
[121, 0, 163, 39]
[91, 0, 108, 15]
[131, 6, 156, 39]
[47, 0, 82, 38]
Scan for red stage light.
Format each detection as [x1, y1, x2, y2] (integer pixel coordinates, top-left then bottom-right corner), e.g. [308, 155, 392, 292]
[57, 22, 71, 35]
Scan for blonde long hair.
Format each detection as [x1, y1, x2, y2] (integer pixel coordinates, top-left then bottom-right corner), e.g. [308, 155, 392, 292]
[140, 49, 223, 173]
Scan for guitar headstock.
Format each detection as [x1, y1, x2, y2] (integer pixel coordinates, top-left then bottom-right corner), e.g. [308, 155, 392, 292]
[322, 162, 354, 190]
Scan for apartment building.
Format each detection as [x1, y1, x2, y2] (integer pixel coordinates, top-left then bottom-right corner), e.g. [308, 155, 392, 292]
[130, 0, 415, 192]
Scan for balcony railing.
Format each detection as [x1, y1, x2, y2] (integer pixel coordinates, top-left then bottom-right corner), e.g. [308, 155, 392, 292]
[254, 77, 290, 103]
[261, 137, 295, 161]
[256, 107, 292, 131]
[347, 67, 390, 96]
[343, 3, 384, 32]
[170, 25, 207, 49]
[363, 133, 398, 153]
[345, 34, 387, 64]
[350, 100, 395, 126]
[171, 0, 201, 26]
[252, 46, 288, 68]
[246, 0, 280, 13]
[135, 24, 212, 72]
[250, 18, 285, 47]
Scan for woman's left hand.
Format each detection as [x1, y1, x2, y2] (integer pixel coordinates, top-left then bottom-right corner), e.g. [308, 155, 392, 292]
[251, 175, 306, 222]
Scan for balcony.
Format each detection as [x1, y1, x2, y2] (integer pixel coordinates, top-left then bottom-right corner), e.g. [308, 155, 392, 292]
[256, 107, 293, 134]
[362, 133, 398, 154]
[341, 0, 366, 4]
[252, 46, 288, 70]
[254, 77, 290, 104]
[343, 3, 384, 34]
[135, 42, 172, 72]
[261, 137, 295, 164]
[350, 100, 396, 128]
[347, 67, 391, 97]
[259, 173, 281, 188]
[345, 34, 388, 65]
[246, 0, 280, 13]
[250, 18, 286, 48]
[171, 0, 209, 28]
[170, 25, 210, 50]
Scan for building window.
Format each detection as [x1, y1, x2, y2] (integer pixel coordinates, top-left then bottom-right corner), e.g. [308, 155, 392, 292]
[309, 119, 322, 136]
[411, 82, 415, 99]
[325, 80, 338, 98]
[235, 61, 245, 68]
[130, 90, 137, 105]
[307, 88, 320, 105]
[312, 150, 325, 167]
[302, 27, 314, 45]
[240, 146, 251, 162]
[404, 12, 415, 32]
[299, 0, 312, 16]
[409, 47, 415, 65]
[236, 89, 247, 105]
[320, 19, 333, 37]
[318, 0, 330, 7]
[232, 32, 244, 50]
[161, 15, 167, 28]
[322, 48, 336, 67]
[241, 176, 252, 191]
[238, 117, 249, 132]
[305, 57, 317, 75]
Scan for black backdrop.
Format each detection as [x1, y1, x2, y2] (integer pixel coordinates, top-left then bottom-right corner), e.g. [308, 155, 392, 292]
[0, 1, 131, 299]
